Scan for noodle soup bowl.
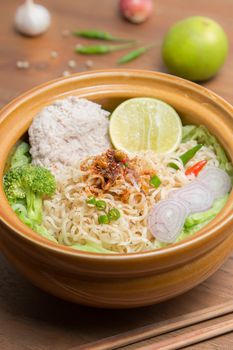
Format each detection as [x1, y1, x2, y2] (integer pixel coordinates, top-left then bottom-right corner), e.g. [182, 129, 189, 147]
[0, 70, 233, 308]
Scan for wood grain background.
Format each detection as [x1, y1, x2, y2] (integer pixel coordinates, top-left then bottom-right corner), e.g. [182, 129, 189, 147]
[0, 0, 232, 349]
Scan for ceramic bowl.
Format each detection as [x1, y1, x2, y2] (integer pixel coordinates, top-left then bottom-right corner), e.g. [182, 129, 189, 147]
[0, 70, 233, 308]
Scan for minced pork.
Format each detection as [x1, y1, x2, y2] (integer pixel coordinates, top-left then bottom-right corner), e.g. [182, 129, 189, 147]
[29, 97, 111, 174]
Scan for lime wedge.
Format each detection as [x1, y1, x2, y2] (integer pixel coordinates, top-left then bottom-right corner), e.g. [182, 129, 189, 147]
[109, 98, 182, 154]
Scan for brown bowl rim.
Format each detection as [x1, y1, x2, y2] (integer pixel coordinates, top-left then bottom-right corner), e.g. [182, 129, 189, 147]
[0, 69, 233, 261]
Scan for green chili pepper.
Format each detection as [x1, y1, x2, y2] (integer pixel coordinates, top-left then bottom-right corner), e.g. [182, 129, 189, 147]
[108, 208, 121, 221]
[169, 144, 203, 170]
[149, 175, 161, 188]
[180, 144, 203, 165]
[98, 214, 109, 224]
[96, 200, 107, 210]
[75, 43, 134, 55]
[73, 29, 133, 42]
[117, 43, 157, 64]
[86, 196, 96, 205]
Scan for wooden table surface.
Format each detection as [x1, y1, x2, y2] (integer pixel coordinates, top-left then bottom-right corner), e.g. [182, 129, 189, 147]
[0, 0, 233, 349]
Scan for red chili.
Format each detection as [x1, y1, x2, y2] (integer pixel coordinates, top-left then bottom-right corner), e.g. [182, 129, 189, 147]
[121, 158, 129, 167]
[185, 160, 207, 176]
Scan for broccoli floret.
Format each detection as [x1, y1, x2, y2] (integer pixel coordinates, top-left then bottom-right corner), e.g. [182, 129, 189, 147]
[10, 142, 31, 168]
[22, 165, 56, 223]
[23, 165, 56, 196]
[3, 167, 25, 204]
[4, 164, 56, 225]
[4, 143, 56, 243]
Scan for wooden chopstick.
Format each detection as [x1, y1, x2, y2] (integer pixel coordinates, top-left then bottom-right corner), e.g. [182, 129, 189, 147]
[136, 317, 233, 350]
[70, 301, 233, 350]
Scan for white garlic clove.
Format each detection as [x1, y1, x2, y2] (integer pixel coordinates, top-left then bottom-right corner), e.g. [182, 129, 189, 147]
[15, 0, 51, 37]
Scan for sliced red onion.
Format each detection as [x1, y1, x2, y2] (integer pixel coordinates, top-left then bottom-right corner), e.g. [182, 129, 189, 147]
[148, 199, 188, 243]
[198, 166, 232, 200]
[169, 181, 214, 214]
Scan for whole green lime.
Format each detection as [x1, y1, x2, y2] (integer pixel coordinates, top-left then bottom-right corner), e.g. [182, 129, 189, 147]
[162, 16, 228, 81]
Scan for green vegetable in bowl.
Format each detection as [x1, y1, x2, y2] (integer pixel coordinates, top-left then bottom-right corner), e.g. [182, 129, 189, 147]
[5, 180, 57, 243]
[3, 142, 57, 243]
[4, 166, 26, 203]
[153, 195, 229, 249]
[178, 195, 229, 242]
[71, 241, 116, 254]
[86, 196, 97, 205]
[12, 201, 34, 227]
[10, 141, 31, 168]
[182, 125, 233, 180]
[180, 144, 203, 165]
[184, 194, 229, 229]
[149, 175, 161, 188]
[4, 164, 56, 224]
[33, 224, 58, 243]
[96, 199, 107, 210]
[169, 144, 203, 170]
[98, 214, 109, 224]
[108, 208, 121, 221]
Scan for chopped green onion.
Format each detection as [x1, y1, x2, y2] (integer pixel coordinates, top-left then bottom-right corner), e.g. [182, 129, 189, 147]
[86, 196, 96, 205]
[108, 208, 121, 221]
[96, 200, 107, 210]
[149, 175, 161, 188]
[98, 214, 109, 224]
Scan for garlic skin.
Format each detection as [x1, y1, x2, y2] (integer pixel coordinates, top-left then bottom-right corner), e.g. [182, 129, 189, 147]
[15, 0, 51, 37]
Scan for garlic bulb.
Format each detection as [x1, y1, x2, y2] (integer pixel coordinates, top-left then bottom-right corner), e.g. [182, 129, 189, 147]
[15, 0, 51, 37]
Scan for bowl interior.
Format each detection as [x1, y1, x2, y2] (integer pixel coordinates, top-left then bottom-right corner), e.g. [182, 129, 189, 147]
[0, 70, 233, 258]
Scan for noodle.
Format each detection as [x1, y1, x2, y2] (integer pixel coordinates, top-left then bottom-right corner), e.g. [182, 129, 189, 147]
[42, 141, 218, 253]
